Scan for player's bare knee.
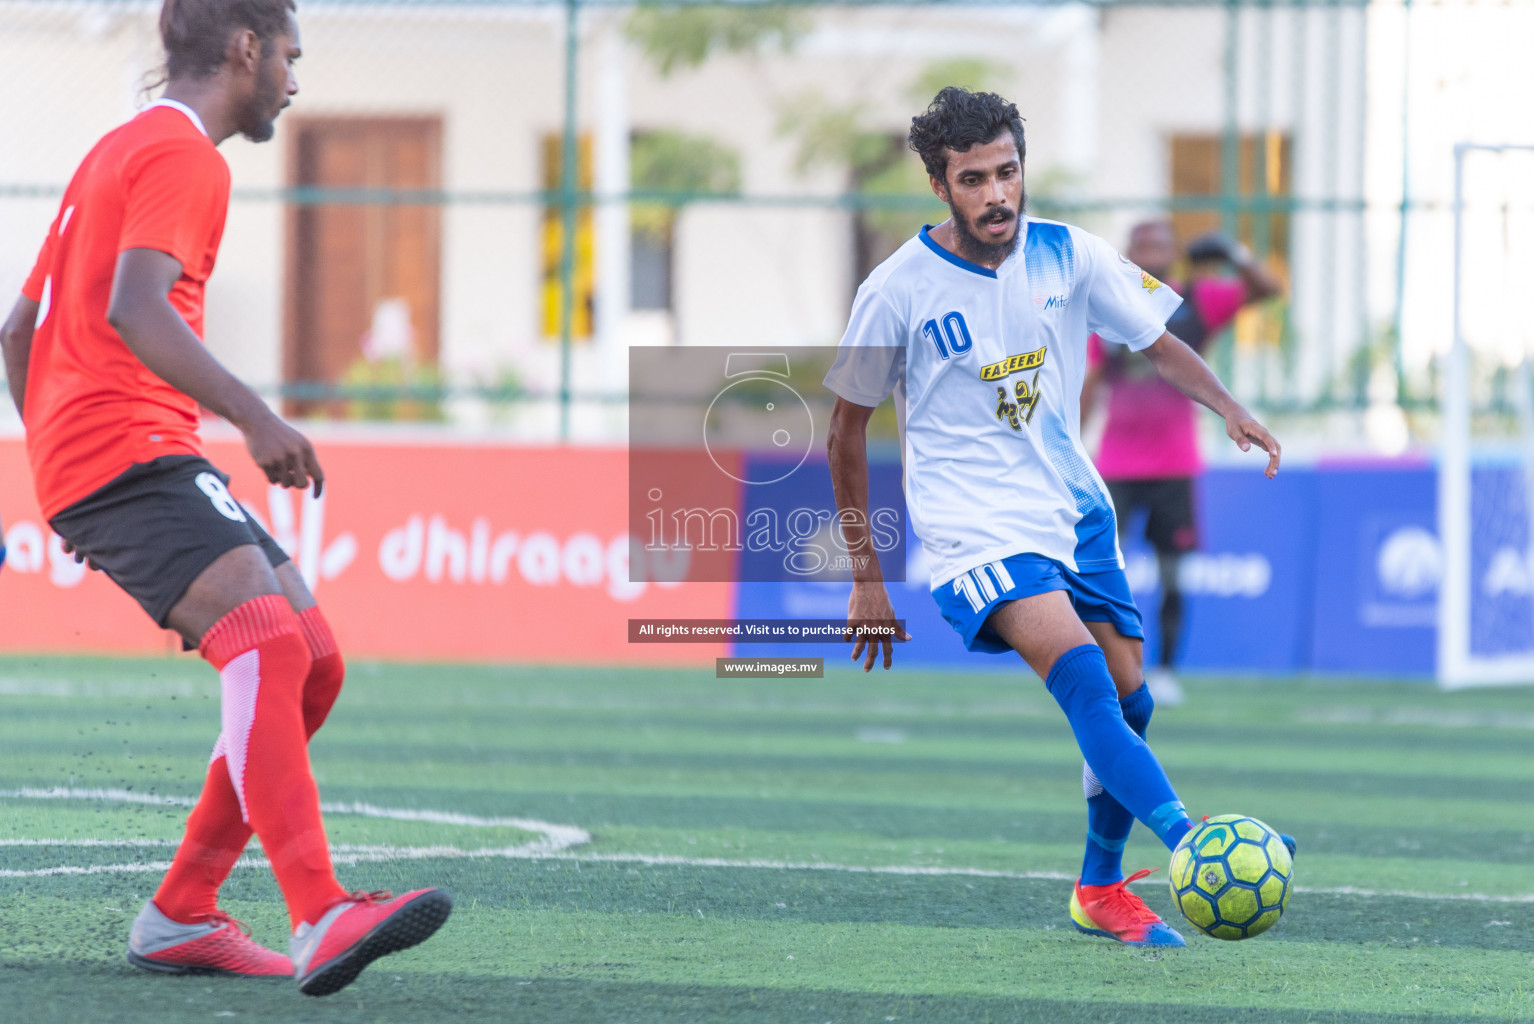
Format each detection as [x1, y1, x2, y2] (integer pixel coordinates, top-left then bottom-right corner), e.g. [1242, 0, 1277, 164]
[991, 591, 1099, 678]
[275, 560, 318, 613]
[166, 545, 286, 647]
[1096, 647, 1141, 698]
[1112, 651, 1144, 698]
[1081, 621, 1142, 691]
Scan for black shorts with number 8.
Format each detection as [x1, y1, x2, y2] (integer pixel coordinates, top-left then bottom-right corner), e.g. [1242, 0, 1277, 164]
[49, 454, 290, 627]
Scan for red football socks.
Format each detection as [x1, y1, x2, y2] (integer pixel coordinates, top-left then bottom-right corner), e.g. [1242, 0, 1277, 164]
[152, 758, 255, 925]
[296, 606, 345, 736]
[154, 597, 347, 929]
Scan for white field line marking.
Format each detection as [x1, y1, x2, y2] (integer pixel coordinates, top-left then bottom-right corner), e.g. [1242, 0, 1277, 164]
[0, 786, 196, 807]
[0, 676, 1050, 719]
[1298, 706, 1534, 730]
[540, 851, 1077, 882]
[0, 838, 174, 847]
[0, 786, 589, 852]
[0, 786, 589, 879]
[519, 853, 1534, 905]
[7, 788, 1534, 904]
[0, 861, 176, 879]
[9, 843, 1534, 905]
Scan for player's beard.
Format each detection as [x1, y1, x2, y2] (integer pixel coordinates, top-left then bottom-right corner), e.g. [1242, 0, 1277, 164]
[951, 184, 1026, 266]
[237, 62, 287, 144]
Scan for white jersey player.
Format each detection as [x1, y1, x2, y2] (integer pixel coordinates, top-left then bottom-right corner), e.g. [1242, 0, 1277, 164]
[824, 87, 1289, 948]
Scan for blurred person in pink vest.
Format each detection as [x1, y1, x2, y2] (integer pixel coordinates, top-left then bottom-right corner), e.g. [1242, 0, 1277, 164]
[1083, 221, 1283, 706]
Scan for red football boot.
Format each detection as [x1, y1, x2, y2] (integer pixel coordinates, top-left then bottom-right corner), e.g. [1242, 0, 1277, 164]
[1069, 868, 1186, 947]
[127, 900, 293, 976]
[290, 888, 452, 997]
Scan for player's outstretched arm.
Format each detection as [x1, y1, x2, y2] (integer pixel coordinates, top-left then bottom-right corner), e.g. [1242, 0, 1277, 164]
[1142, 331, 1281, 478]
[828, 397, 911, 671]
[0, 295, 39, 417]
[107, 247, 324, 495]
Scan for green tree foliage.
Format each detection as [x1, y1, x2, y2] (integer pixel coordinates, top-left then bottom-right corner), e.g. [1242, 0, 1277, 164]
[774, 58, 1006, 242]
[629, 130, 743, 239]
[626, 4, 805, 77]
[777, 57, 1005, 199]
[906, 58, 1002, 106]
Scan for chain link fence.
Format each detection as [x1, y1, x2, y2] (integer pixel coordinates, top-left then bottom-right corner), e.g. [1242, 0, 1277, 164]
[0, 0, 1523, 447]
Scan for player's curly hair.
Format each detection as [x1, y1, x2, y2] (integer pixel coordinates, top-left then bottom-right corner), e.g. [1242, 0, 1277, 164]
[158, 0, 296, 81]
[908, 87, 1027, 185]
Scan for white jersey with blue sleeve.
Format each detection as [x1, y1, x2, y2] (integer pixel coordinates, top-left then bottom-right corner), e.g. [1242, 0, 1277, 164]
[824, 217, 1183, 587]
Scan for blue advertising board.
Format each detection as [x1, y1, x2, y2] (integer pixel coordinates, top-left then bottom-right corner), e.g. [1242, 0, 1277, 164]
[1130, 469, 1317, 674]
[1469, 463, 1534, 658]
[1307, 464, 1437, 675]
[733, 461, 1446, 677]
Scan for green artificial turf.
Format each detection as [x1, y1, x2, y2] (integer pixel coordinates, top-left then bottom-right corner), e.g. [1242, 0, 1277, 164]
[2, 656, 1532, 1022]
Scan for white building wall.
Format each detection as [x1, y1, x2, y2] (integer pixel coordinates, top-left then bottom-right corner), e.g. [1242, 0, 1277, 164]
[1369, 0, 1534, 382]
[0, 1, 1390, 438]
[1097, 3, 1372, 408]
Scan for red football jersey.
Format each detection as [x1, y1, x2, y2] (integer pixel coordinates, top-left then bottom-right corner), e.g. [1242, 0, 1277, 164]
[21, 103, 230, 520]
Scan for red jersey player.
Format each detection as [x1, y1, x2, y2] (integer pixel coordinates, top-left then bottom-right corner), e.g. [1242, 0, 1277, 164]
[0, 0, 449, 997]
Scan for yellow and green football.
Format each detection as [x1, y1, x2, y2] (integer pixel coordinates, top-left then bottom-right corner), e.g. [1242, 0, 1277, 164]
[1169, 814, 1293, 940]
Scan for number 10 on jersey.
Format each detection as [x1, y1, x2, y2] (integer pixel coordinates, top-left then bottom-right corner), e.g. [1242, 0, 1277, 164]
[922, 312, 973, 359]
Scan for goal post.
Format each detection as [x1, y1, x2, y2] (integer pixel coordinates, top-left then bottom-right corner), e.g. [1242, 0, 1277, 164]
[1438, 143, 1534, 689]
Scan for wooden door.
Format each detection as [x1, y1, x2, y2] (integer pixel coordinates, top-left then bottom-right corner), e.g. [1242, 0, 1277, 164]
[285, 117, 442, 415]
[1169, 132, 1292, 268]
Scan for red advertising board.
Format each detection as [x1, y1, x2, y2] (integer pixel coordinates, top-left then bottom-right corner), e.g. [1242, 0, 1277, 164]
[0, 437, 728, 663]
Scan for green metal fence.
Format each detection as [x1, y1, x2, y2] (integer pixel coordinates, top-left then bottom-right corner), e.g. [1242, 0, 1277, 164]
[0, 0, 1508, 442]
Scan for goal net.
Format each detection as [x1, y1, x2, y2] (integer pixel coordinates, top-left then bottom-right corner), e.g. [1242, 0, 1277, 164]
[1439, 144, 1534, 688]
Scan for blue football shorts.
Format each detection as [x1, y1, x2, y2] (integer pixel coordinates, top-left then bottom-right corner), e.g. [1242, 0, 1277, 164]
[932, 552, 1144, 654]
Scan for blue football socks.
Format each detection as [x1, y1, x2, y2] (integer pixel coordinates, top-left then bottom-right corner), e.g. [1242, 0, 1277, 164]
[1046, 645, 1193, 856]
[1080, 682, 1154, 885]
